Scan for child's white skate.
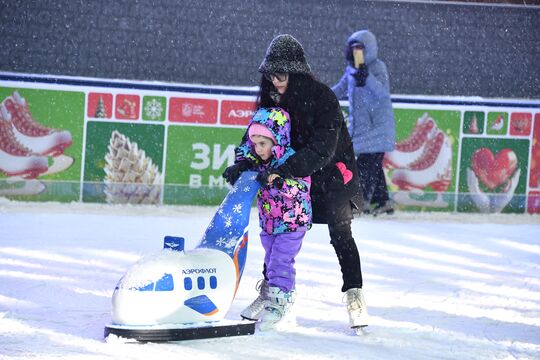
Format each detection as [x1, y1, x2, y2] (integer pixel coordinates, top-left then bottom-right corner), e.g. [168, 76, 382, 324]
[258, 286, 296, 331]
[240, 279, 269, 321]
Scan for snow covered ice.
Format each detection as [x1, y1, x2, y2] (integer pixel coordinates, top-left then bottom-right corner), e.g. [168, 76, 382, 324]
[0, 200, 539, 360]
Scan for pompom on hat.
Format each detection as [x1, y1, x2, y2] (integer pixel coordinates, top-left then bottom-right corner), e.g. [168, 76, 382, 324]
[248, 123, 277, 144]
[258, 34, 311, 75]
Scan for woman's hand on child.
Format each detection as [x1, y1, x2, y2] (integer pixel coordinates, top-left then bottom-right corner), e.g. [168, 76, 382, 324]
[269, 174, 284, 188]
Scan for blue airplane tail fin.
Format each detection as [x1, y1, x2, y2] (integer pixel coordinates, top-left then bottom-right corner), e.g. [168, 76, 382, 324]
[197, 171, 259, 257]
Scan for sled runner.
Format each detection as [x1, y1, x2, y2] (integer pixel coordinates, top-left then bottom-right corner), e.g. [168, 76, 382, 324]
[104, 171, 260, 342]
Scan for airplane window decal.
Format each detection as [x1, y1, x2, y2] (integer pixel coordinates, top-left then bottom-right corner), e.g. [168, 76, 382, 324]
[197, 276, 205, 290]
[210, 276, 217, 289]
[184, 277, 193, 290]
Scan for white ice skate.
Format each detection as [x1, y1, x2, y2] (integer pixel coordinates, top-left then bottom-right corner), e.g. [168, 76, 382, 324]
[345, 288, 368, 332]
[258, 286, 296, 331]
[240, 279, 269, 321]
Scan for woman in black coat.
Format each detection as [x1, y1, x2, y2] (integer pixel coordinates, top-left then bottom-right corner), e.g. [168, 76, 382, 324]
[223, 34, 368, 329]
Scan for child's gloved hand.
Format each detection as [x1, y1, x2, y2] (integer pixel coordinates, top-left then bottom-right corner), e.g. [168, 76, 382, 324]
[256, 169, 273, 185]
[222, 160, 251, 185]
[353, 64, 368, 87]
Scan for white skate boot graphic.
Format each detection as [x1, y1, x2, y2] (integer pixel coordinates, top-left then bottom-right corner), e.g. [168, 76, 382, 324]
[384, 113, 437, 169]
[391, 131, 452, 191]
[0, 113, 48, 196]
[2, 92, 74, 176]
[0, 113, 48, 179]
[391, 130, 453, 208]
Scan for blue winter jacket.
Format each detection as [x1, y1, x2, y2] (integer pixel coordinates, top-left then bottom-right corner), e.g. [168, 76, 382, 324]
[332, 30, 396, 155]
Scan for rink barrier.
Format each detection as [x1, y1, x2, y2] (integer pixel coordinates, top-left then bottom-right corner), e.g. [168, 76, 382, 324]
[0, 72, 539, 214]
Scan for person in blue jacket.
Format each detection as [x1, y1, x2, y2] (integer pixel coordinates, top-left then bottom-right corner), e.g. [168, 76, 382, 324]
[332, 30, 396, 215]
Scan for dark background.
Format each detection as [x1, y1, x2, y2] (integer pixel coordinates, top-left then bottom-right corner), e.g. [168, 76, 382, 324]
[1, 0, 538, 98]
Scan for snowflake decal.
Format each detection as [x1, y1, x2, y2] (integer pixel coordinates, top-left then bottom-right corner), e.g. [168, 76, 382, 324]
[144, 99, 163, 120]
[232, 203, 242, 214]
[243, 186, 251, 192]
[224, 216, 232, 228]
[224, 238, 238, 249]
[216, 237, 228, 247]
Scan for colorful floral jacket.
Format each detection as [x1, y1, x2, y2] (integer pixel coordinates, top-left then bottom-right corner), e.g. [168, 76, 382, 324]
[236, 107, 312, 235]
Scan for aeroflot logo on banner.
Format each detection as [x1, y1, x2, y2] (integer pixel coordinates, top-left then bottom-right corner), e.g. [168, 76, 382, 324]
[220, 100, 257, 125]
[182, 268, 217, 275]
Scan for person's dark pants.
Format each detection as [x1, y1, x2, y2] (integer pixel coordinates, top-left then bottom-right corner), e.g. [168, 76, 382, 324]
[356, 152, 390, 206]
[329, 217, 363, 292]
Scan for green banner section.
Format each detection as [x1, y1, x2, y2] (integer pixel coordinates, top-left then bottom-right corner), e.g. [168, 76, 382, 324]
[164, 125, 244, 205]
[384, 109, 461, 212]
[83, 121, 165, 203]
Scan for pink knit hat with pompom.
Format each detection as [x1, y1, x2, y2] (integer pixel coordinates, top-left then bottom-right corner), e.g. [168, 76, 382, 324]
[248, 123, 276, 144]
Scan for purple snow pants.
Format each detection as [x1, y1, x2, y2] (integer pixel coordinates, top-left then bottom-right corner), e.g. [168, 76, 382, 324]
[260, 231, 305, 293]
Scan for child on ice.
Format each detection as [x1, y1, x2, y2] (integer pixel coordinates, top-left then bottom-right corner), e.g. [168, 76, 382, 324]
[227, 107, 312, 330]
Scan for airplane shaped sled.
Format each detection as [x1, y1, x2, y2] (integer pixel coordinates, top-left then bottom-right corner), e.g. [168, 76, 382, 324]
[104, 171, 260, 342]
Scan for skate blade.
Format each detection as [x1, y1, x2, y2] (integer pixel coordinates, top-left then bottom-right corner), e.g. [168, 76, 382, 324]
[41, 155, 74, 176]
[353, 325, 369, 336]
[258, 315, 296, 332]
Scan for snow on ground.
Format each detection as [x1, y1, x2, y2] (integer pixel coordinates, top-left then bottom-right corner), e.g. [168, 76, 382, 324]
[0, 200, 539, 360]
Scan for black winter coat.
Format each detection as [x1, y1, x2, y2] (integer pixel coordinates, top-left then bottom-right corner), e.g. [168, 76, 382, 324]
[276, 81, 362, 223]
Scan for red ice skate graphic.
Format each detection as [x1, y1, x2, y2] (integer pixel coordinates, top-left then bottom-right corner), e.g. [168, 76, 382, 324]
[384, 113, 437, 169]
[0, 113, 48, 179]
[0, 108, 48, 196]
[391, 131, 452, 192]
[386, 113, 453, 208]
[1, 91, 74, 177]
[3, 92, 72, 156]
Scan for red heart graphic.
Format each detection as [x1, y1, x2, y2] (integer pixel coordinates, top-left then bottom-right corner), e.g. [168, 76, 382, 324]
[471, 148, 517, 190]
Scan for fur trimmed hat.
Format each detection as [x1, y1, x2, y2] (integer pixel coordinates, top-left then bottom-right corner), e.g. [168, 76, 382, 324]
[258, 34, 311, 75]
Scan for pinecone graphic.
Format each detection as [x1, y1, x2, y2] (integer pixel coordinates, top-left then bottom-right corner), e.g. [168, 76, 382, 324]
[103, 130, 162, 204]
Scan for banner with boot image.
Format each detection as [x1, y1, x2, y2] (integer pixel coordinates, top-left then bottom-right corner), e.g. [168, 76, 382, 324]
[0, 88, 84, 201]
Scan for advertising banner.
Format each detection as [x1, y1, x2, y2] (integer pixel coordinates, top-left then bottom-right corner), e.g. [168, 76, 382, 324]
[1, 73, 539, 214]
